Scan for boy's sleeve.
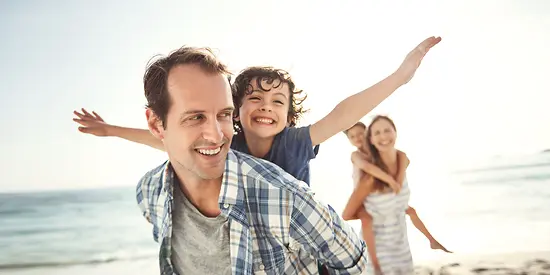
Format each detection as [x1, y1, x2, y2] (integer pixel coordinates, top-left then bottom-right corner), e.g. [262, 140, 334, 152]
[282, 126, 320, 160]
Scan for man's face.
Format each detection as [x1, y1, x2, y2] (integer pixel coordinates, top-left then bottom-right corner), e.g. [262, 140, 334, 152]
[236, 78, 290, 139]
[149, 64, 234, 181]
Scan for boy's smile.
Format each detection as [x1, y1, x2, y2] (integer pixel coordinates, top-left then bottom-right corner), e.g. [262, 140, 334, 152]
[237, 78, 290, 139]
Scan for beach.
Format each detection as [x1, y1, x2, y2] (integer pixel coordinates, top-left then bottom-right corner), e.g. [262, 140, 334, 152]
[2, 153, 550, 274]
[3, 251, 550, 274]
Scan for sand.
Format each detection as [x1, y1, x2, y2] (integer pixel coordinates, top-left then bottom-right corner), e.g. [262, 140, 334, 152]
[3, 251, 550, 275]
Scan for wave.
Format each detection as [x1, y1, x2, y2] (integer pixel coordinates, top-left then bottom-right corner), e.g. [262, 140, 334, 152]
[460, 173, 550, 185]
[0, 254, 156, 270]
[454, 162, 550, 174]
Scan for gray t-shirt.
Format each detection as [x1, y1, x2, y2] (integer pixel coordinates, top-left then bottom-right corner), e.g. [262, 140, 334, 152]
[170, 183, 232, 275]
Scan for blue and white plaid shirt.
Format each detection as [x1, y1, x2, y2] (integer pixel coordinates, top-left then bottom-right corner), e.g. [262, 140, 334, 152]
[136, 150, 368, 274]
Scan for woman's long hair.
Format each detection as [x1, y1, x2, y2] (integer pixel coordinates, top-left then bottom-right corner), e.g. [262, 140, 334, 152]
[364, 115, 397, 192]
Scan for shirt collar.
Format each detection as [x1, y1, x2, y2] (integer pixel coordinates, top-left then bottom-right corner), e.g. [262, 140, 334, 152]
[158, 150, 245, 207]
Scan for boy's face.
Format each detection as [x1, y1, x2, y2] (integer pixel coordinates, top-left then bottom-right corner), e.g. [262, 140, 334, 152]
[236, 78, 290, 139]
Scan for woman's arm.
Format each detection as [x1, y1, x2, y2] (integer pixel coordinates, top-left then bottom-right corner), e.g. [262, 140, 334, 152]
[342, 174, 373, 221]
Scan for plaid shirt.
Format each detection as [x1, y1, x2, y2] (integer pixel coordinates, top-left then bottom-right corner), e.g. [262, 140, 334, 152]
[136, 150, 367, 275]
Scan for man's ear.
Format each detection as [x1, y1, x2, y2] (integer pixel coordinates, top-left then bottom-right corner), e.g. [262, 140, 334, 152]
[146, 109, 165, 140]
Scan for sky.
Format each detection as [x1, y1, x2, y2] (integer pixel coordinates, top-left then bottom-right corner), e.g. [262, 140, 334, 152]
[1, 0, 549, 193]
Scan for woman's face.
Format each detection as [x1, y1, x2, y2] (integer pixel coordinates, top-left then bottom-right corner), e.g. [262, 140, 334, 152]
[369, 118, 396, 152]
[346, 125, 366, 149]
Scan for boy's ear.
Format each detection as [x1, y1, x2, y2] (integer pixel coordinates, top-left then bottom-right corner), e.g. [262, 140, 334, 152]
[146, 109, 165, 140]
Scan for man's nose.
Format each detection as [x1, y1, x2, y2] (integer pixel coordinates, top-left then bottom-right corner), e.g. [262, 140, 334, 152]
[202, 120, 224, 143]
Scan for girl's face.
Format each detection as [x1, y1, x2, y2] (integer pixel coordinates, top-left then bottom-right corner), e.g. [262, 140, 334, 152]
[346, 125, 366, 149]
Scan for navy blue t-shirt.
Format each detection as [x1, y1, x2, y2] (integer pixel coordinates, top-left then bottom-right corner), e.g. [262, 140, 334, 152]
[230, 126, 320, 185]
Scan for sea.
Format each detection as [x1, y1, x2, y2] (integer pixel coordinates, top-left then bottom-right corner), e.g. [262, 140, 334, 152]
[1, 152, 550, 272]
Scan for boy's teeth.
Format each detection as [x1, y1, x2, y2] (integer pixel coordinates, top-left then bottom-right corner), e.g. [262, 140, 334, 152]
[255, 118, 273, 124]
[197, 147, 221, 155]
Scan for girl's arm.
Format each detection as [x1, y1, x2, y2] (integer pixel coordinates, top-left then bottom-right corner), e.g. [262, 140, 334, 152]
[351, 152, 400, 193]
[395, 150, 410, 185]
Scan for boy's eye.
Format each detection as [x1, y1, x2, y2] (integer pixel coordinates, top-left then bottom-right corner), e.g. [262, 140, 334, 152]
[274, 100, 284, 105]
[249, 97, 261, 101]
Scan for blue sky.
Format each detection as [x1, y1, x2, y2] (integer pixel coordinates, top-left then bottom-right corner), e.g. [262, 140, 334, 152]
[1, 0, 549, 193]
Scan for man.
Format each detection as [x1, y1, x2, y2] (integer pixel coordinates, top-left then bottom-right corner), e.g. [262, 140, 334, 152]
[137, 46, 367, 274]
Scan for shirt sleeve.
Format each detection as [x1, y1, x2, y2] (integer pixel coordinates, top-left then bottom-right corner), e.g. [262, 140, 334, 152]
[289, 189, 368, 275]
[281, 126, 320, 160]
[135, 162, 168, 243]
[136, 178, 152, 224]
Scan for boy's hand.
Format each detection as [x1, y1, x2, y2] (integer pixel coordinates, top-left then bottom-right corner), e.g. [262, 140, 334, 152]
[394, 36, 442, 85]
[73, 108, 113, 137]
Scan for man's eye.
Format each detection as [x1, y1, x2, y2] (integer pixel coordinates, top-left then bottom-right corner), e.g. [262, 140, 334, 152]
[190, 115, 203, 120]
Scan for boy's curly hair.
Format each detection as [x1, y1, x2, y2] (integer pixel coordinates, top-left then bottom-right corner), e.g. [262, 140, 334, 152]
[231, 66, 308, 133]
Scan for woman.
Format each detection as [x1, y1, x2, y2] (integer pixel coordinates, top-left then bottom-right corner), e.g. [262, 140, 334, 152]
[342, 116, 450, 275]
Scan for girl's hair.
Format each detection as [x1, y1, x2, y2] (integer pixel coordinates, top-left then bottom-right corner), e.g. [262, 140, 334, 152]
[343, 121, 366, 135]
[365, 115, 397, 191]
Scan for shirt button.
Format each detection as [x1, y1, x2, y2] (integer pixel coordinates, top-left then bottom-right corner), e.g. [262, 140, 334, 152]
[223, 203, 229, 209]
[259, 264, 264, 270]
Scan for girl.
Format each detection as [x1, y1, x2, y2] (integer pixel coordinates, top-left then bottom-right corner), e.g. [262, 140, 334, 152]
[342, 116, 450, 275]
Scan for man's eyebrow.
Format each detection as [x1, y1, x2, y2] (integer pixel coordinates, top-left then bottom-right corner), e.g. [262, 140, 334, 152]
[220, 107, 235, 112]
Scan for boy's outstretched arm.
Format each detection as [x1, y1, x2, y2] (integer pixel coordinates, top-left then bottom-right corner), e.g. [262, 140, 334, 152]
[73, 109, 166, 151]
[309, 36, 441, 146]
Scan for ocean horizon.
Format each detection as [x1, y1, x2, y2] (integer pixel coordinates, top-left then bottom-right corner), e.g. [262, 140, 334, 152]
[1, 152, 550, 273]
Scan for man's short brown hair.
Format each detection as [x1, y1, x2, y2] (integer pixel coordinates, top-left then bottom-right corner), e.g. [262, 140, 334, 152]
[143, 46, 230, 128]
